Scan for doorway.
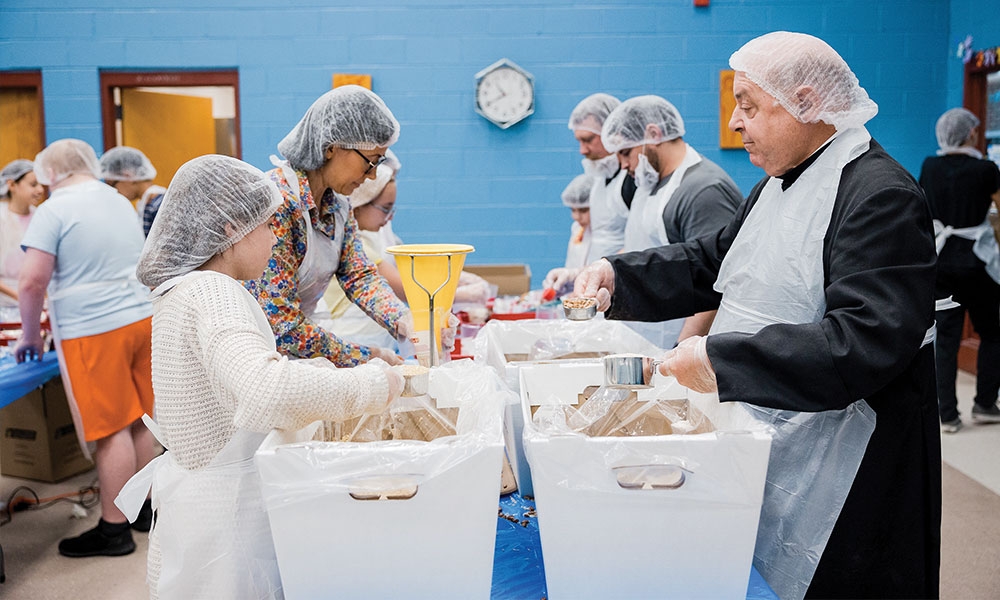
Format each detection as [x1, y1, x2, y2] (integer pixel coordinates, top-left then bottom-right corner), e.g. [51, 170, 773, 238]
[0, 70, 46, 168]
[99, 70, 241, 189]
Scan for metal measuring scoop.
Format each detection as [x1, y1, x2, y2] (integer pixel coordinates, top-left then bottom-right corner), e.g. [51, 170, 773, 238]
[562, 297, 597, 321]
[602, 354, 662, 389]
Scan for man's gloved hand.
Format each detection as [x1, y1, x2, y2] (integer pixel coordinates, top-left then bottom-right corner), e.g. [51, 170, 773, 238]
[441, 313, 460, 352]
[572, 259, 615, 312]
[657, 336, 717, 393]
[395, 310, 417, 343]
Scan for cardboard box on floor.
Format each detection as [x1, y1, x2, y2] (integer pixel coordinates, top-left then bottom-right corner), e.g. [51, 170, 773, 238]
[255, 362, 507, 600]
[519, 362, 772, 600]
[0, 378, 93, 482]
[464, 263, 531, 296]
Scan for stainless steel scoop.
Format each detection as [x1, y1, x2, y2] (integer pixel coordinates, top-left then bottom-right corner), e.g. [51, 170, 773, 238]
[602, 354, 662, 389]
[562, 297, 597, 321]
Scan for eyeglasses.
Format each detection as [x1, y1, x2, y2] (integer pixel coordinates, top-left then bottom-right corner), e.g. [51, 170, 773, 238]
[371, 203, 395, 218]
[352, 148, 387, 175]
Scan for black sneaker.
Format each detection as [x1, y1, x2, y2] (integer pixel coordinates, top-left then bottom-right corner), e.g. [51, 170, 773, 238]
[971, 402, 1000, 424]
[131, 499, 153, 533]
[58, 521, 135, 558]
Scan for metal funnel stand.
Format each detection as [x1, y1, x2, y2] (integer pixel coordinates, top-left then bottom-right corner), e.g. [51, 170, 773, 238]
[406, 252, 454, 366]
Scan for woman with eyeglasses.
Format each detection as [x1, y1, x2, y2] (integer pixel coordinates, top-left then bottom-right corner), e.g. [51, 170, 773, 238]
[245, 85, 415, 367]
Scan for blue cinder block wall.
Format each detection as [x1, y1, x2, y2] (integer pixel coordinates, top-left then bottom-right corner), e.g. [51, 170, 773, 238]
[0, 1, 959, 285]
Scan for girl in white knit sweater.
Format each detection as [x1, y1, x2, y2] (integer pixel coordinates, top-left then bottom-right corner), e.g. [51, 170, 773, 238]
[119, 155, 402, 600]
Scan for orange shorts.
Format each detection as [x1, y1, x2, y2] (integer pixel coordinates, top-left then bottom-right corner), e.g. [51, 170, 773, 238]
[60, 317, 154, 442]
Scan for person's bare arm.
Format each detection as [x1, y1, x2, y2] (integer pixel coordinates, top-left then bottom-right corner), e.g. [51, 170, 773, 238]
[677, 310, 716, 344]
[14, 249, 55, 362]
[0, 281, 17, 302]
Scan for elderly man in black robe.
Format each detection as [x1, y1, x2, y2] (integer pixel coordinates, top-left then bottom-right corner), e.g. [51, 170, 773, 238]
[575, 31, 940, 600]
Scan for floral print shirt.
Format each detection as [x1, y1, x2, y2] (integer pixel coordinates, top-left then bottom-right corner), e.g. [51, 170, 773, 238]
[244, 165, 405, 366]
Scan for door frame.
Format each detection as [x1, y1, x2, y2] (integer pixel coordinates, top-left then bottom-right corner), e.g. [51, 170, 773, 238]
[0, 70, 46, 150]
[98, 69, 241, 156]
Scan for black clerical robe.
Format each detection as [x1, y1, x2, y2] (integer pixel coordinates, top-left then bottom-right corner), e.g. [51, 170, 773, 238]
[606, 140, 941, 599]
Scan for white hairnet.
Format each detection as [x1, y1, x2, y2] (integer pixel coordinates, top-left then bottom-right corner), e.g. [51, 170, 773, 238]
[600, 95, 685, 154]
[277, 85, 400, 170]
[729, 31, 878, 131]
[136, 155, 282, 288]
[0, 159, 34, 196]
[935, 108, 979, 152]
[33, 139, 101, 187]
[568, 93, 621, 135]
[561, 174, 594, 209]
[100, 146, 157, 181]
[350, 149, 400, 209]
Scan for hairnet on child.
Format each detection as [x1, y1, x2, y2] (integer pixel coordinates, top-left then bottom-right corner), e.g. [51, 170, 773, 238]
[0, 159, 35, 196]
[568, 93, 621, 135]
[277, 85, 400, 171]
[729, 31, 878, 132]
[33, 139, 102, 187]
[561, 174, 595, 209]
[136, 155, 282, 289]
[600, 95, 685, 154]
[350, 149, 400, 209]
[100, 146, 157, 181]
[935, 107, 979, 153]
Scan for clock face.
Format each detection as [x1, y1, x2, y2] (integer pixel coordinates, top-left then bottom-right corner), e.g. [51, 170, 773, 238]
[475, 64, 534, 128]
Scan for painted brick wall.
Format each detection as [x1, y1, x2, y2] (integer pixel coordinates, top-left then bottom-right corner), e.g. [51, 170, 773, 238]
[947, 0, 1000, 109]
[0, 0, 950, 285]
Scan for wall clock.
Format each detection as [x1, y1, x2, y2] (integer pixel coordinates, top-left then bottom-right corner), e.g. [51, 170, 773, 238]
[474, 58, 534, 129]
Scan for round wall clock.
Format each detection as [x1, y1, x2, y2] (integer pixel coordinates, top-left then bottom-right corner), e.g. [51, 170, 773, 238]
[474, 58, 534, 129]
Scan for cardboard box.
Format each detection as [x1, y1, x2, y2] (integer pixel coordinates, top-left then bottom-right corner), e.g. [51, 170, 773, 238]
[473, 319, 663, 496]
[1, 378, 94, 482]
[519, 362, 771, 599]
[255, 362, 507, 600]
[464, 263, 531, 296]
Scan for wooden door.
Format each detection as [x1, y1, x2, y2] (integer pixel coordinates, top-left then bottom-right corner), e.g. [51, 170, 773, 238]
[121, 89, 216, 189]
[0, 71, 45, 167]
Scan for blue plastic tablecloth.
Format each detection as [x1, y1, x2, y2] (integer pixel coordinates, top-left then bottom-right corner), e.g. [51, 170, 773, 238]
[492, 492, 778, 600]
[0, 351, 61, 409]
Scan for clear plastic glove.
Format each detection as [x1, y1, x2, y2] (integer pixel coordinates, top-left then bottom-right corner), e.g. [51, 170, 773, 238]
[14, 333, 45, 363]
[395, 310, 417, 344]
[657, 336, 717, 393]
[370, 345, 404, 366]
[368, 357, 404, 406]
[440, 312, 460, 352]
[572, 259, 615, 312]
[543, 267, 580, 295]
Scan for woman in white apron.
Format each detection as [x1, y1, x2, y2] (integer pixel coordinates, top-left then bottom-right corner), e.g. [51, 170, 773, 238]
[0, 159, 44, 308]
[120, 155, 402, 599]
[244, 86, 424, 368]
[576, 32, 941, 599]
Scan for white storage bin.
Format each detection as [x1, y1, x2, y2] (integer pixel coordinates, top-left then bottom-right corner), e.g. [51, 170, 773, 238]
[473, 319, 662, 496]
[520, 362, 772, 599]
[256, 361, 509, 600]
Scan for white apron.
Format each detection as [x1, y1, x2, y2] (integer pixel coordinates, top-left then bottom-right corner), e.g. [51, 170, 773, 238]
[709, 127, 929, 600]
[933, 218, 1000, 284]
[621, 144, 702, 349]
[564, 222, 591, 270]
[116, 271, 282, 600]
[586, 168, 630, 261]
[45, 276, 149, 461]
[271, 156, 347, 320]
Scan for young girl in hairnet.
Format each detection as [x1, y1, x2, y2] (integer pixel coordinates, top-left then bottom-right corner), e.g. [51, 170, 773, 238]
[542, 174, 595, 295]
[119, 155, 403, 600]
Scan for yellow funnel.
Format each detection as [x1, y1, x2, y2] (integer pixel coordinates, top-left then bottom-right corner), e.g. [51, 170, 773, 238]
[386, 243, 474, 365]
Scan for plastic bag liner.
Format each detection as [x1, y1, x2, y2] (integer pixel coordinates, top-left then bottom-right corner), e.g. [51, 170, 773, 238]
[473, 318, 663, 389]
[255, 360, 509, 600]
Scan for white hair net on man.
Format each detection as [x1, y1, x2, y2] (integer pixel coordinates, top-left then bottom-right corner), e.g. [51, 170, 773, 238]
[729, 31, 878, 132]
[568, 93, 621, 135]
[277, 85, 400, 171]
[136, 155, 282, 289]
[600, 95, 685, 154]
[33, 139, 102, 187]
[350, 148, 400, 209]
[0, 159, 35, 196]
[561, 174, 595, 209]
[99, 146, 157, 181]
[935, 107, 979, 153]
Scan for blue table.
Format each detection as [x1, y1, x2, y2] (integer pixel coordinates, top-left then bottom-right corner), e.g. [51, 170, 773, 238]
[492, 493, 778, 600]
[0, 351, 61, 409]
